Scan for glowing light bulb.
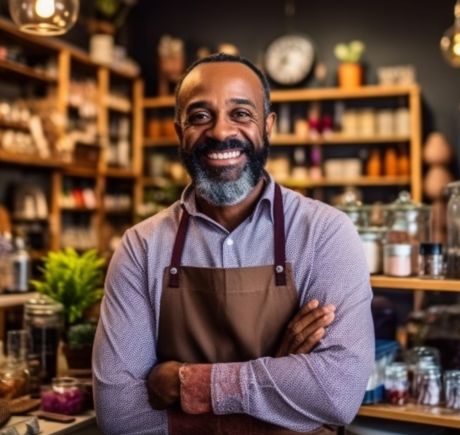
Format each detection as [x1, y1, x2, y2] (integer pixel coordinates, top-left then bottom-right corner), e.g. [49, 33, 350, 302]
[440, 0, 460, 67]
[35, 0, 55, 19]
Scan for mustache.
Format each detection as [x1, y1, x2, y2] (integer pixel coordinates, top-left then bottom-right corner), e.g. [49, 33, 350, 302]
[183, 138, 255, 158]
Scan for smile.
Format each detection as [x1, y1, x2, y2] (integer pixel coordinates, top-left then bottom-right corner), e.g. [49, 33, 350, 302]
[206, 150, 242, 160]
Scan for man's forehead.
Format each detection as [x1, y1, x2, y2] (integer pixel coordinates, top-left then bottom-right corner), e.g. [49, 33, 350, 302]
[179, 61, 263, 99]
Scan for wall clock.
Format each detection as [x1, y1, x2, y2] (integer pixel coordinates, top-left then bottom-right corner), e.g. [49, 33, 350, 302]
[263, 34, 315, 86]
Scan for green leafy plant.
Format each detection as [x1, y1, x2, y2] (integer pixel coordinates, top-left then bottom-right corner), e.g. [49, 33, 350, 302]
[67, 322, 98, 349]
[30, 248, 105, 329]
[334, 40, 366, 63]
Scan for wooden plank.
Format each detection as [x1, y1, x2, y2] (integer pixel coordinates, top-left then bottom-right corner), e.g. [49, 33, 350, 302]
[0, 292, 39, 308]
[0, 58, 57, 83]
[282, 176, 410, 188]
[0, 151, 64, 168]
[359, 404, 460, 429]
[271, 134, 411, 145]
[370, 275, 460, 292]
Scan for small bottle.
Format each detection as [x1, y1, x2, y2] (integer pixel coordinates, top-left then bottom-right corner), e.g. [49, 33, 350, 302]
[385, 362, 409, 405]
[418, 243, 443, 278]
[9, 236, 30, 293]
[367, 149, 381, 177]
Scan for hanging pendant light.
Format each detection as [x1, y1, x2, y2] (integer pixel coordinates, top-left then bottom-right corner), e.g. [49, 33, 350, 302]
[9, 0, 79, 36]
[440, 0, 460, 67]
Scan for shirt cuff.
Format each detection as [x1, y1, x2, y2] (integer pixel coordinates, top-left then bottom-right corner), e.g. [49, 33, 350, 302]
[179, 364, 212, 414]
[211, 362, 248, 415]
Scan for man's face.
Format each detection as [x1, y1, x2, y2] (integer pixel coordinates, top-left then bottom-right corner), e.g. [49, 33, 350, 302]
[175, 62, 275, 206]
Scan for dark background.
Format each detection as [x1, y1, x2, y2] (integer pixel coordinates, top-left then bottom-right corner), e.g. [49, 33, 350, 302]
[1, 0, 460, 173]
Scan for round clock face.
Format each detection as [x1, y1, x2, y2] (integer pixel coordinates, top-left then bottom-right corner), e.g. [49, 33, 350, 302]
[264, 34, 315, 85]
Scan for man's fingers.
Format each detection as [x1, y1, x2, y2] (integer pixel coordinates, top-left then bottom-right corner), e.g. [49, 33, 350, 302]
[287, 311, 335, 354]
[287, 304, 335, 336]
[293, 327, 326, 354]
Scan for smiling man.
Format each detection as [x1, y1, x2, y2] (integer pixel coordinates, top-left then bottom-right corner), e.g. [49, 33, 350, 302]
[93, 53, 374, 435]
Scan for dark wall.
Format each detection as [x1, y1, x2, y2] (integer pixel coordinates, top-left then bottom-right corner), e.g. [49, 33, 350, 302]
[127, 0, 460, 172]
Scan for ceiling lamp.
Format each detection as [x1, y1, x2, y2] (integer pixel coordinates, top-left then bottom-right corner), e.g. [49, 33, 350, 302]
[440, 0, 460, 67]
[9, 0, 79, 36]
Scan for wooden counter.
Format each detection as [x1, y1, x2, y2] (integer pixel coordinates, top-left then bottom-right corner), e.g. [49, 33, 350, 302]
[6, 412, 99, 435]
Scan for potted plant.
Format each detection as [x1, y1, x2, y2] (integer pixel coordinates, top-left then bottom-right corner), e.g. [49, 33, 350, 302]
[30, 248, 105, 369]
[334, 40, 366, 88]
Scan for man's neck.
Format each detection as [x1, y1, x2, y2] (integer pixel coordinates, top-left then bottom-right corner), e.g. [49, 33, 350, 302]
[195, 178, 266, 232]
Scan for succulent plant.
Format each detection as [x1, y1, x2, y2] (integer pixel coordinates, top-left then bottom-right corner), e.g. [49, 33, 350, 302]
[334, 40, 366, 63]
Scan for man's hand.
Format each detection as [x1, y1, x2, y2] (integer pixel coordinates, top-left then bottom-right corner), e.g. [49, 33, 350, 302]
[275, 299, 335, 357]
[147, 361, 182, 409]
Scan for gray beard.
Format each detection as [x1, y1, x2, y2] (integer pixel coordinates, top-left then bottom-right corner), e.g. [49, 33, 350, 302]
[193, 164, 257, 206]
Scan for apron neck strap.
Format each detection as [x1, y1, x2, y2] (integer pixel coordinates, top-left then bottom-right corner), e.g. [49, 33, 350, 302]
[168, 183, 287, 288]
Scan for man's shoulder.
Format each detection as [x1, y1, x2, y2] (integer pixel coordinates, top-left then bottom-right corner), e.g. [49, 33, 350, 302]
[128, 200, 181, 239]
[281, 186, 348, 224]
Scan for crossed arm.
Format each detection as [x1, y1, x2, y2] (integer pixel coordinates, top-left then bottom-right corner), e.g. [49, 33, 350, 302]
[147, 299, 336, 410]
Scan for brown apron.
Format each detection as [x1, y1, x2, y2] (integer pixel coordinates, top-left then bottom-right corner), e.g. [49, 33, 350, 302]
[157, 183, 336, 434]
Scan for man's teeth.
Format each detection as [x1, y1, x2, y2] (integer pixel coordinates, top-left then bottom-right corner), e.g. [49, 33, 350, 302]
[207, 150, 241, 160]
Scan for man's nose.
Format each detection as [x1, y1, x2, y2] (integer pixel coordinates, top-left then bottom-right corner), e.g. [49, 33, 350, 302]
[206, 116, 237, 142]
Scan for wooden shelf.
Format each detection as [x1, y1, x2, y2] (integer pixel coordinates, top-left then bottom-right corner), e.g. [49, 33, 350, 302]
[271, 134, 411, 145]
[60, 206, 98, 212]
[370, 275, 460, 292]
[63, 166, 98, 178]
[280, 176, 410, 188]
[104, 167, 137, 178]
[144, 137, 178, 147]
[0, 58, 57, 83]
[143, 95, 175, 108]
[0, 119, 30, 130]
[0, 150, 65, 168]
[0, 292, 38, 308]
[359, 404, 460, 429]
[271, 85, 419, 102]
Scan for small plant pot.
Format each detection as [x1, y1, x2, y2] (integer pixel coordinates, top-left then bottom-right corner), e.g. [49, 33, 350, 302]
[62, 343, 93, 370]
[338, 63, 363, 88]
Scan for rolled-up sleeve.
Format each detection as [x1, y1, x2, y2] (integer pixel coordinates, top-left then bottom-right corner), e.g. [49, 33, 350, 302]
[92, 229, 167, 435]
[211, 213, 375, 431]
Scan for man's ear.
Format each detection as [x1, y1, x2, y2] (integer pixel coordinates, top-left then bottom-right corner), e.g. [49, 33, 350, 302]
[265, 112, 277, 138]
[174, 122, 183, 143]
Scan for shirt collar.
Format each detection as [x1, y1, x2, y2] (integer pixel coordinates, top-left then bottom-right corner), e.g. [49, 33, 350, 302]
[180, 171, 276, 224]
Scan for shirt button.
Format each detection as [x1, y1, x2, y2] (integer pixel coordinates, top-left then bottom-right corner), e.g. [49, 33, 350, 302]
[226, 238, 234, 246]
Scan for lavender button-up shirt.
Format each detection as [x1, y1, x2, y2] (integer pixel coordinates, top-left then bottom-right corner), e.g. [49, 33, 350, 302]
[93, 175, 374, 434]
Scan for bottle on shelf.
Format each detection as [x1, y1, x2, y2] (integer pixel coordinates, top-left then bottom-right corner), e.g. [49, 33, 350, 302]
[8, 235, 30, 293]
[446, 180, 460, 278]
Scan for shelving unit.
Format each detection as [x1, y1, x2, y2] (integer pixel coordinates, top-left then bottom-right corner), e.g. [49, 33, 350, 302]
[141, 84, 422, 211]
[358, 276, 460, 429]
[0, 17, 142, 257]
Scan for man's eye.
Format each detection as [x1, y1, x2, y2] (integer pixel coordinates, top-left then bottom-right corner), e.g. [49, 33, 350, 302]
[188, 112, 210, 124]
[233, 110, 251, 121]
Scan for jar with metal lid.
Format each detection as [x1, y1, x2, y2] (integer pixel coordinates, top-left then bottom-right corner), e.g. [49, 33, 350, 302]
[358, 226, 386, 274]
[384, 362, 409, 405]
[383, 243, 412, 277]
[446, 180, 460, 278]
[24, 295, 63, 384]
[417, 364, 442, 405]
[418, 242, 444, 278]
[444, 369, 460, 409]
[41, 376, 85, 415]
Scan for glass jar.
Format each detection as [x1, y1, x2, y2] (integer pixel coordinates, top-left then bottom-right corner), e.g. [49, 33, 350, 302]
[444, 370, 460, 409]
[24, 295, 63, 384]
[384, 362, 409, 405]
[383, 243, 412, 277]
[404, 346, 441, 398]
[41, 377, 85, 415]
[0, 330, 30, 399]
[384, 191, 431, 274]
[418, 242, 444, 278]
[417, 364, 442, 406]
[358, 227, 386, 274]
[446, 180, 460, 278]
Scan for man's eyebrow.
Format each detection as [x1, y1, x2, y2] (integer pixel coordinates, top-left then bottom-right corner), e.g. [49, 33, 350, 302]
[185, 101, 209, 112]
[230, 98, 256, 109]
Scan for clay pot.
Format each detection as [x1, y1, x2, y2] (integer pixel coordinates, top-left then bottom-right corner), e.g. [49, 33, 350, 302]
[337, 63, 363, 88]
[423, 132, 452, 165]
[423, 165, 453, 200]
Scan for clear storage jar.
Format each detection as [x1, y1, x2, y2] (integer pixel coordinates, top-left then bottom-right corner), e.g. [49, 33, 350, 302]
[41, 377, 85, 415]
[384, 362, 409, 405]
[383, 243, 412, 277]
[446, 180, 460, 279]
